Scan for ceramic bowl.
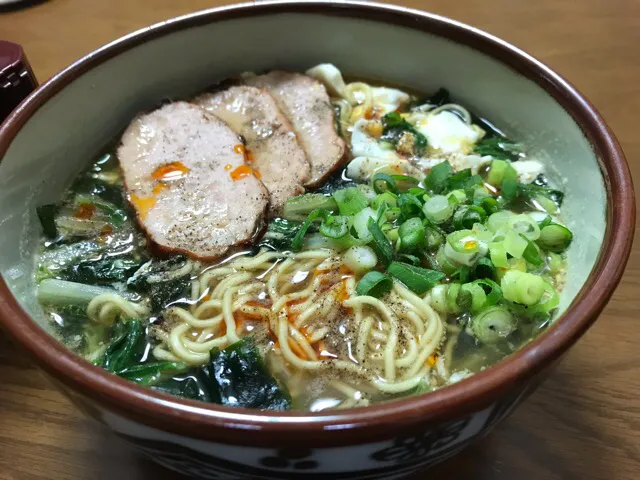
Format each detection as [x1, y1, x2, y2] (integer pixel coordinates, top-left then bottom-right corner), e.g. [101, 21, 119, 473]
[0, 2, 634, 479]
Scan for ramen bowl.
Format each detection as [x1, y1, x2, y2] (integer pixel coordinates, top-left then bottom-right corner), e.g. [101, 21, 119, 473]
[0, 1, 634, 478]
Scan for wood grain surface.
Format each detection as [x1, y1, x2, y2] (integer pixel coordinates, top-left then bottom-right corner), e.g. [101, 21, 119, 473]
[1, 0, 639, 479]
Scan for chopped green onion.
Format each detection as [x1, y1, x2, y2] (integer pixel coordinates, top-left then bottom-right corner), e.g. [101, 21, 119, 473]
[291, 209, 326, 251]
[508, 214, 540, 240]
[319, 215, 349, 239]
[333, 187, 369, 215]
[387, 262, 445, 295]
[501, 178, 519, 201]
[398, 253, 421, 266]
[472, 223, 494, 242]
[460, 282, 487, 312]
[520, 234, 544, 266]
[424, 224, 445, 249]
[489, 242, 509, 268]
[391, 175, 420, 192]
[501, 270, 546, 305]
[423, 195, 454, 224]
[429, 284, 449, 313]
[452, 205, 487, 230]
[487, 211, 513, 233]
[371, 173, 397, 194]
[407, 187, 427, 197]
[356, 271, 392, 298]
[447, 230, 479, 254]
[367, 217, 393, 266]
[534, 281, 560, 313]
[538, 215, 553, 229]
[504, 231, 528, 258]
[344, 246, 378, 274]
[446, 283, 462, 313]
[486, 159, 517, 187]
[473, 278, 502, 306]
[435, 245, 458, 275]
[447, 189, 467, 205]
[532, 194, 558, 214]
[473, 185, 491, 200]
[352, 207, 377, 243]
[473, 257, 496, 279]
[356, 184, 377, 203]
[474, 196, 500, 215]
[454, 266, 472, 283]
[546, 252, 563, 274]
[283, 194, 337, 219]
[397, 193, 424, 219]
[471, 306, 517, 343]
[424, 161, 453, 193]
[446, 169, 483, 193]
[399, 217, 425, 251]
[385, 227, 399, 242]
[537, 224, 573, 253]
[372, 192, 398, 210]
[384, 207, 401, 222]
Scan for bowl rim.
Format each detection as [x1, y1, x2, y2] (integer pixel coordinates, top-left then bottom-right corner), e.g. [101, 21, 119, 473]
[0, 0, 635, 447]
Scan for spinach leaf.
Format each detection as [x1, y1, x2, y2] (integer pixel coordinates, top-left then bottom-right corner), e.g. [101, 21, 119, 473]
[445, 168, 483, 193]
[517, 183, 565, 207]
[152, 375, 210, 402]
[100, 318, 188, 386]
[102, 319, 146, 373]
[381, 112, 428, 156]
[259, 218, 303, 251]
[424, 161, 453, 193]
[118, 361, 189, 386]
[409, 88, 451, 110]
[36, 204, 60, 239]
[72, 176, 125, 208]
[61, 257, 143, 284]
[473, 136, 523, 161]
[128, 256, 191, 312]
[198, 338, 291, 411]
[426, 88, 451, 106]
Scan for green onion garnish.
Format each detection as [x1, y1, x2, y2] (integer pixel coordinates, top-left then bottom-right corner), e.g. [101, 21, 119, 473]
[319, 215, 349, 239]
[537, 223, 573, 253]
[424, 161, 453, 193]
[356, 271, 393, 298]
[367, 217, 393, 266]
[398, 217, 425, 251]
[387, 262, 445, 295]
[291, 209, 326, 251]
[471, 306, 517, 343]
[423, 195, 454, 224]
[333, 187, 369, 216]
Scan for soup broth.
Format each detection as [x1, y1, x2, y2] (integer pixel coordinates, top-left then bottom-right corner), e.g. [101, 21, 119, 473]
[34, 65, 571, 411]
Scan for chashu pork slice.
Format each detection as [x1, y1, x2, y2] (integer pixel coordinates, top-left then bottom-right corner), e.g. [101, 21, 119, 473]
[245, 71, 347, 187]
[117, 101, 269, 260]
[194, 86, 310, 216]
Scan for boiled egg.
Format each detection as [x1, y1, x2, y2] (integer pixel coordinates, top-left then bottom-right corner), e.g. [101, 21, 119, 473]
[413, 111, 481, 154]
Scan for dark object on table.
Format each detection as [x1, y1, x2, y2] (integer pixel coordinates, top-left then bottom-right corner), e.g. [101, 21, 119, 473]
[0, 40, 37, 123]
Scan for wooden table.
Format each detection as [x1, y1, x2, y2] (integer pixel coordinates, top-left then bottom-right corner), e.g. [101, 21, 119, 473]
[1, 0, 639, 479]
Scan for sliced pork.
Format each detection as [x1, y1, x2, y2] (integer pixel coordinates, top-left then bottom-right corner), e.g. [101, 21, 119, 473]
[194, 86, 310, 216]
[245, 71, 347, 187]
[117, 101, 269, 260]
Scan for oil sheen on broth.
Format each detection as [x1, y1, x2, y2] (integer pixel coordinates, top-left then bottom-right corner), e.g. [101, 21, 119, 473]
[34, 64, 572, 411]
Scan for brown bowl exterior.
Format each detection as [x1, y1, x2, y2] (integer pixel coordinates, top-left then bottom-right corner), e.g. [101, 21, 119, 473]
[0, 1, 635, 479]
